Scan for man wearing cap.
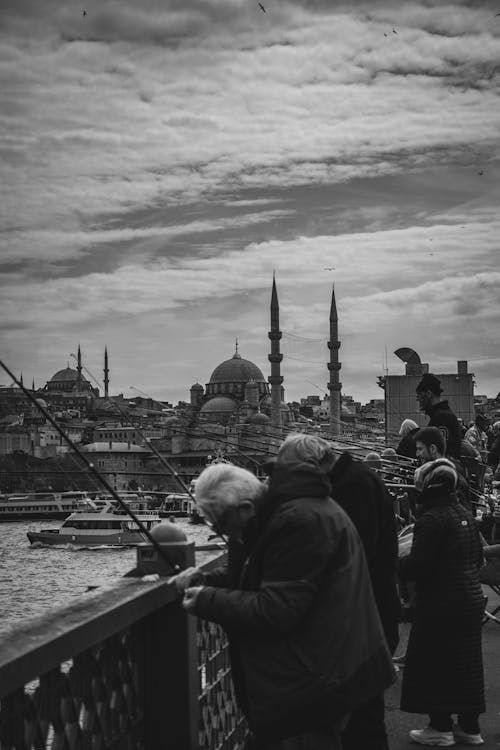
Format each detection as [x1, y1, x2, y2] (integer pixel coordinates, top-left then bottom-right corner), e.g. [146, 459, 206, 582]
[415, 374, 462, 460]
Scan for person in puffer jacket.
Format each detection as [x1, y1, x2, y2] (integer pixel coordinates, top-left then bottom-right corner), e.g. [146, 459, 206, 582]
[173, 433, 395, 750]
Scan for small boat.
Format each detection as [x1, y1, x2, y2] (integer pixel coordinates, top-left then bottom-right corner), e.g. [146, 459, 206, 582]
[27, 503, 163, 547]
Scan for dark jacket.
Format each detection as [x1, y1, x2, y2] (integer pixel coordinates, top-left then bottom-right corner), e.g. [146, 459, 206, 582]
[487, 436, 500, 469]
[396, 428, 419, 460]
[399, 487, 485, 715]
[426, 400, 462, 460]
[194, 464, 395, 741]
[328, 452, 400, 653]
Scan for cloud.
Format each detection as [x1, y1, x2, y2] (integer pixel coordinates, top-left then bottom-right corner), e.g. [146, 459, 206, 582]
[0, 209, 293, 263]
[1, 0, 500, 403]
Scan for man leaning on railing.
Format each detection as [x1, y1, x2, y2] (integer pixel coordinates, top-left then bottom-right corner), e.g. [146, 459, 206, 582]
[171, 433, 395, 750]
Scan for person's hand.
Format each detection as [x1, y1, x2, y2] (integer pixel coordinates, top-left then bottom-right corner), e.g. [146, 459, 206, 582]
[170, 567, 204, 593]
[183, 586, 204, 612]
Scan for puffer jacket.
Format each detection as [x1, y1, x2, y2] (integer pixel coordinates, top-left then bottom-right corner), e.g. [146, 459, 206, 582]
[399, 487, 485, 714]
[194, 464, 395, 741]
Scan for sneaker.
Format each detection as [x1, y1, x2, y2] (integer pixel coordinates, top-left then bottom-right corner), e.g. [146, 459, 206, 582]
[452, 724, 484, 745]
[409, 727, 455, 746]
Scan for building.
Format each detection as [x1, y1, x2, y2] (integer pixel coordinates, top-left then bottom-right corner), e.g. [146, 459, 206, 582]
[382, 349, 475, 435]
[79, 442, 153, 492]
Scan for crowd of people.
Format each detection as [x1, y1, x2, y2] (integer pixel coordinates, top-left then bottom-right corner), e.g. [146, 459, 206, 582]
[171, 373, 499, 749]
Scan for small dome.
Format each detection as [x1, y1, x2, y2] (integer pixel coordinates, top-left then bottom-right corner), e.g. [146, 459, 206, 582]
[190, 383, 204, 391]
[247, 412, 271, 425]
[50, 366, 88, 383]
[200, 396, 238, 414]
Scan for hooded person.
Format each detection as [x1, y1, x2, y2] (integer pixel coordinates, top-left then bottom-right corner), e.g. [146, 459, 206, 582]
[172, 434, 395, 749]
[396, 419, 420, 459]
[325, 444, 401, 750]
[399, 458, 485, 747]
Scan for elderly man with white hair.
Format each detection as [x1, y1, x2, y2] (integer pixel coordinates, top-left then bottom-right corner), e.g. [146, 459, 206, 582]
[173, 433, 395, 750]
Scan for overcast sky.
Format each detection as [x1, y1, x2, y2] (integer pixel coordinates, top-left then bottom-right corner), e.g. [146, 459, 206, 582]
[1, 0, 499, 405]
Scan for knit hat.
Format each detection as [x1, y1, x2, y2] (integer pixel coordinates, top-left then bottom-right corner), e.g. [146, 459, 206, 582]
[399, 418, 419, 436]
[415, 373, 442, 395]
[363, 452, 382, 470]
[414, 458, 458, 493]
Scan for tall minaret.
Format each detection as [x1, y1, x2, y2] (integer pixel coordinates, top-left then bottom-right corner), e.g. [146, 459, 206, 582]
[76, 344, 82, 391]
[268, 274, 283, 429]
[327, 284, 342, 435]
[104, 346, 109, 398]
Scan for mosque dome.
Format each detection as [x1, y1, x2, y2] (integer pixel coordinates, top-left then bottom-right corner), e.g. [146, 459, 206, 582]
[246, 412, 271, 425]
[200, 396, 238, 414]
[50, 367, 88, 384]
[190, 383, 204, 391]
[209, 351, 265, 385]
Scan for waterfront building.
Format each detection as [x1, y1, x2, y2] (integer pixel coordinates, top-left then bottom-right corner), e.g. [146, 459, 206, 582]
[79, 442, 153, 492]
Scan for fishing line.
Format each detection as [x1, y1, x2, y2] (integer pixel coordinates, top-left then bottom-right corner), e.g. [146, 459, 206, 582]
[0, 359, 181, 574]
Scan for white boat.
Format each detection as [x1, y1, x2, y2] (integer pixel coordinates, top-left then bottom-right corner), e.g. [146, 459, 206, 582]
[0, 491, 95, 521]
[27, 502, 163, 547]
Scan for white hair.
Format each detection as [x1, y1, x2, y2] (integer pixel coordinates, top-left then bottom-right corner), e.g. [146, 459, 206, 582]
[399, 419, 419, 437]
[194, 462, 263, 513]
[277, 433, 335, 468]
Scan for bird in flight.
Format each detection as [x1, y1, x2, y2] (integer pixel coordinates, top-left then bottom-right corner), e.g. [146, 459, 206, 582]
[83, 9, 87, 16]
[258, 2, 266, 12]
[384, 32, 388, 37]
[324, 267, 336, 271]
[392, 27, 398, 34]
[478, 170, 484, 175]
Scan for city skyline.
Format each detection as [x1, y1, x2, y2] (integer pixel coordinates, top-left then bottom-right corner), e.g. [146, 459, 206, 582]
[1, 0, 499, 404]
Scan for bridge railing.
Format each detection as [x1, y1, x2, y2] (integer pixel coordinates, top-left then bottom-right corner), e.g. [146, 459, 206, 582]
[0, 553, 248, 750]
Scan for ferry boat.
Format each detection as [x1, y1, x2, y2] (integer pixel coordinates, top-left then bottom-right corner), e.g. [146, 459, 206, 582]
[27, 503, 163, 547]
[0, 491, 95, 521]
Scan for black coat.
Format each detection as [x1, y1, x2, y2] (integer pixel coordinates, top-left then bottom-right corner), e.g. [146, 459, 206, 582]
[427, 400, 462, 460]
[396, 428, 419, 460]
[328, 452, 400, 653]
[399, 488, 485, 715]
[195, 465, 395, 741]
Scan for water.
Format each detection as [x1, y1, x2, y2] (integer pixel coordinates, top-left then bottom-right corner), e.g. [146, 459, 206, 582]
[0, 519, 217, 638]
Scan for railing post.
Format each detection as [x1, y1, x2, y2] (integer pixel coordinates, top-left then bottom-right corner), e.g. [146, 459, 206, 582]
[143, 544, 200, 750]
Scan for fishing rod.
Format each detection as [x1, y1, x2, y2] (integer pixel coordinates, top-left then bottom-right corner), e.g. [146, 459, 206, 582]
[0, 359, 181, 574]
[70, 354, 196, 502]
[69, 359, 230, 546]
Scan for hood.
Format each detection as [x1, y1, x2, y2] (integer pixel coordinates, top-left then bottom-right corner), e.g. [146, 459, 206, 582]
[244, 462, 332, 545]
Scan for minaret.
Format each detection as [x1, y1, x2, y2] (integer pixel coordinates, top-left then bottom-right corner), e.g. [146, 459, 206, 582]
[76, 344, 82, 392]
[327, 284, 342, 435]
[268, 274, 283, 429]
[104, 346, 109, 398]
[32, 377, 35, 391]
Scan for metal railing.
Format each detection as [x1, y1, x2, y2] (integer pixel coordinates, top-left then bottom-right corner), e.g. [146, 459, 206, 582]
[0, 554, 248, 750]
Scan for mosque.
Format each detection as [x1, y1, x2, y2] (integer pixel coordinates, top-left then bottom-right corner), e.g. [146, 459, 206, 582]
[185, 276, 342, 434]
[32, 278, 342, 436]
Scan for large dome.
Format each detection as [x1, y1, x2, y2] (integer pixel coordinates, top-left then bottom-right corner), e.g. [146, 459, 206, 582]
[50, 366, 88, 383]
[209, 352, 265, 385]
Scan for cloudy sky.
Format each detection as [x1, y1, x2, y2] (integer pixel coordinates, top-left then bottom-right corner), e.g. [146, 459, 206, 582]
[1, 0, 499, 405]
